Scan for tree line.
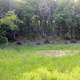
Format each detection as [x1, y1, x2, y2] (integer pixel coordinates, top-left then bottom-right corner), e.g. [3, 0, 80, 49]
[0, 0, 80, 44]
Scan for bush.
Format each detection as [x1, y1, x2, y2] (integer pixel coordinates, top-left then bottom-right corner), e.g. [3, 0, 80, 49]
[16, 41, 23, 45]
[0, 36, 8, 45]
[44, 39, 50, 44]
[70, 39, 77, 43]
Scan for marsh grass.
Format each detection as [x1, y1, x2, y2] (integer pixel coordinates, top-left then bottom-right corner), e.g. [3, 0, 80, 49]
[0, 44, 80, 80]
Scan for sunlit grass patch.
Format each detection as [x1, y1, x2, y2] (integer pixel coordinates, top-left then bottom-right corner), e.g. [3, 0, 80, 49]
[20, 66, 80, 80]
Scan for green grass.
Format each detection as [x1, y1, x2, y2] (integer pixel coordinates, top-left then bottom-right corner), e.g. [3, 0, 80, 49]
[0, 44, 80, 80]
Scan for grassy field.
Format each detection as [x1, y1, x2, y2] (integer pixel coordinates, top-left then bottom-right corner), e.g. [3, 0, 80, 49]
[0, 44, 80, 80]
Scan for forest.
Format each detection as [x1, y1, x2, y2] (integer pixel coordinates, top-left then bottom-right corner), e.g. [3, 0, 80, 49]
[0, 0, 80, 45]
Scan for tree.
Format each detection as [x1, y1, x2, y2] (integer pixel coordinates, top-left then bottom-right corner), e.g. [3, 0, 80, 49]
[0, 10, 21, 41]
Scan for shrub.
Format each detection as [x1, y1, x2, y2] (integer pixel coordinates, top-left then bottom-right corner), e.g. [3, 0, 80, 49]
[0, 36, 8, 45]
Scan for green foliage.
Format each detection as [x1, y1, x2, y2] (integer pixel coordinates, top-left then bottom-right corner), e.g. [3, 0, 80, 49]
[0, 10, 23, 44]
[16, 0, 39, 17]
[1, 0, 80, 40]
[0, 10, 18, 30]
[0, 36, 8, 45]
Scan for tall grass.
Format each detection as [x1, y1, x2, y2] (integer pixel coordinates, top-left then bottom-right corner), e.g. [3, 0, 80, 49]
[20, 67, 80, 80]
[0, 44, 80, 80]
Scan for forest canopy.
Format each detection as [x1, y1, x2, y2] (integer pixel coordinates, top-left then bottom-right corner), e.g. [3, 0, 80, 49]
[0, 0, 80, 44]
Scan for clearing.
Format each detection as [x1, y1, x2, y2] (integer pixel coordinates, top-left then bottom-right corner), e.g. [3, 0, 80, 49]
[0, 44, 80, 80]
